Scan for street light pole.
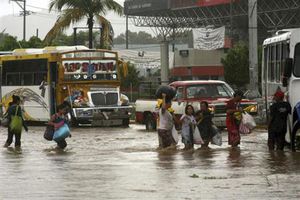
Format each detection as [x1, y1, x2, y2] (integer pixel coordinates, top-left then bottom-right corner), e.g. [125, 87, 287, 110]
[126, 15, 129, 49]
[248, 0, 260, 98]
[23, 0, 26, 41]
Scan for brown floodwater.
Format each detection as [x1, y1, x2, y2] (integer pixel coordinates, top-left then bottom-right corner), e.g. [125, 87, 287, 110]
[0, 125, 300, 200]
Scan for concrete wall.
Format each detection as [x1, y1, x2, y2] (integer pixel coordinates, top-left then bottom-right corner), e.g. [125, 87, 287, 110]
[174, 49, 226, 67]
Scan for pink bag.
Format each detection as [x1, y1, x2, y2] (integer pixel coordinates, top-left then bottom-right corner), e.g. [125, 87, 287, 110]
[239, 122, 250, 134]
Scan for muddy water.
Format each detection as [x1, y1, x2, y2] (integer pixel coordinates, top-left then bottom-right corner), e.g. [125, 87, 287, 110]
[0, 125, 300, 200]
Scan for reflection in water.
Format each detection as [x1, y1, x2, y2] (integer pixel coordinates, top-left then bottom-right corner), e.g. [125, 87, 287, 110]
[227, 148, 244, 168]
[0, 126, 300, 199]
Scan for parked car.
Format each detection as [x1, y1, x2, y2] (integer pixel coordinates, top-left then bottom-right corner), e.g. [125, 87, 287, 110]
[135, 80, 258, 130]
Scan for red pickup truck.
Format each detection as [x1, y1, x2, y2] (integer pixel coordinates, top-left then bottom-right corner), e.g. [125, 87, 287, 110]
[135, 80, 258, 130]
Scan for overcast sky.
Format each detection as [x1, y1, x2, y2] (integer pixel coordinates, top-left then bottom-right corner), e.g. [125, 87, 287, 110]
[0, 0, 151, 40]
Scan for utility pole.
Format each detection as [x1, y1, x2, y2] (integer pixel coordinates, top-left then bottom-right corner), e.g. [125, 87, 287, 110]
[11, 0, 30, 41]
[248, 0, 260, 98]
[126, 15, 129, 49]
[230, 0, 233, 40]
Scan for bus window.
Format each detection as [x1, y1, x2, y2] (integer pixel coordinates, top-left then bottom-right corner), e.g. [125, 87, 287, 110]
[2, 59, 47, 86]
[263, 47, 268, 81]
[282, 43, 289, 75]
[34, 72, 47, 85]
[276, 43, 281, 82]
[21, 73, 34, 85]
[271, 45, 276, 82]
[6, 73, 20, 85]
[268, 46, 272, 81]
[294, 43, 300, 77]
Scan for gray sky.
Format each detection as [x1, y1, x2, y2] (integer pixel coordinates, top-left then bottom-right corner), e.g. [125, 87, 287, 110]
[0, 0, 151, 40]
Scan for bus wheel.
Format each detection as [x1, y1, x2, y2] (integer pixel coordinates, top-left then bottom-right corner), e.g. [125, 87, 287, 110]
[145, 114, 156, 131]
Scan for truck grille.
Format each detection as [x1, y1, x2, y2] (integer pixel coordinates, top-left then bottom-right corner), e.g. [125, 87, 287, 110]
[214, 105, 226, 114]
[91, 92, 118, 106]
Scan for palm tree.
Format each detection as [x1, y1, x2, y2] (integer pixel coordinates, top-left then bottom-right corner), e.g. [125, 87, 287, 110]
[45, 0, 123, 49]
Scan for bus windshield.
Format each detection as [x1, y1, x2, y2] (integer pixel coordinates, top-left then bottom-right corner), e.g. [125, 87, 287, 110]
[294, 43, 300, 77]
[61, 51, 119, 81]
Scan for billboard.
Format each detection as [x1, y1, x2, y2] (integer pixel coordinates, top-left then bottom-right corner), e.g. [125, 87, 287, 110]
[124, 0, 170, 15]
[197, 0, 234, 7]
[170, 0, 235, 9]
[170, 0, 198, 9]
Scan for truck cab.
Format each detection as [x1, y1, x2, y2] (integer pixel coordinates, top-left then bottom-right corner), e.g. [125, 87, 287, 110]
[135, 80, 258, 130]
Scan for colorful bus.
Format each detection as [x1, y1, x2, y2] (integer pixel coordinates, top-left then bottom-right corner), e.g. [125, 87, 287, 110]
[262, 29, 300, 150]
[0, 46, 131, 126]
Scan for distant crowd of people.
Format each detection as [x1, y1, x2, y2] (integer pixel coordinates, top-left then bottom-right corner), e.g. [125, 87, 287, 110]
[157, 89, 291, 151]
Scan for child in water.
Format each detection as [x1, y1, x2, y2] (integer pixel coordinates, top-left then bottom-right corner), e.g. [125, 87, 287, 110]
[180, 105, 196, 150]
[48, 104, 71, 149]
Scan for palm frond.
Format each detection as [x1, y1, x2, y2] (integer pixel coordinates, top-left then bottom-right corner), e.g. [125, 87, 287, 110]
[44, 8, 85, 44]
[103, 0, 123, 16]
[96, 15, 114, 49]
[49, 0, 70, 11]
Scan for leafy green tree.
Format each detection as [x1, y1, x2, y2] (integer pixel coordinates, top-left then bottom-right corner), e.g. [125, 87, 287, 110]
[45, 0, 123, 49]
[120, 62, 141, 89]
[221, 42, 250, 88]
[51, 33, 73, 46]
[113, 33, 125, 44]
[27, 36, 44, 48]
[0, 35, 19, 51]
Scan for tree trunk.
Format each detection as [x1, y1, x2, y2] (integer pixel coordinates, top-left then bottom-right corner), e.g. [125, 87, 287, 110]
[100, 22, 105, 49]
[87, 16, 94, 49]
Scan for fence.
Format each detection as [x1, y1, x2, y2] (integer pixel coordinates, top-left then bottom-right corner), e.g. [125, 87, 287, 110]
[121, 81, 170, 102]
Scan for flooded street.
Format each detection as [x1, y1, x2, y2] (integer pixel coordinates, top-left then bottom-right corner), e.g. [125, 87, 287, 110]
[1, 125, 300, 200]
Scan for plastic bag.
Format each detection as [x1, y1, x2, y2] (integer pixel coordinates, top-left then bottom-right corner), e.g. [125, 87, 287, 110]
[44, 125, 54, 141]
[155, 85, 176, 101]
[172, 126, 179, 144]
[211, 126, 222, 146]
[10, 106, 22, 133]
[239, 122, 250, 134]
[53, 124, 70, 142]
[242, 112, 256, 130]
[193, 126, 204, 145]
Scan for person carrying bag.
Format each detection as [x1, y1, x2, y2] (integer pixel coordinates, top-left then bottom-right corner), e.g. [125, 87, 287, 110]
[3, 96, 28, 149]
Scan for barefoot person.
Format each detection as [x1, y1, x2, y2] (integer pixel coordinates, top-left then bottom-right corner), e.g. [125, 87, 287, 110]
[226, 90, 243, 148]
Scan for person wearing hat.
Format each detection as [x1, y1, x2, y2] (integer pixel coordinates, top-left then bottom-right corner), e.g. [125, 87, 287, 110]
[268, 90, 291, 151]
[226, 90, 244, 148]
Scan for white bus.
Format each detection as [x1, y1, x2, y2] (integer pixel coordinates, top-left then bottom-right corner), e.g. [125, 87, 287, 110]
[262, 29, 300, 150]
